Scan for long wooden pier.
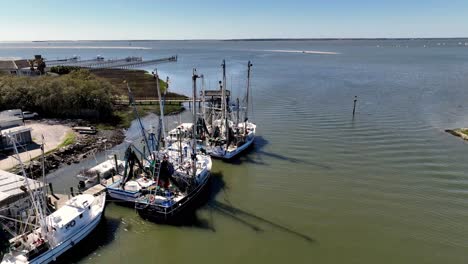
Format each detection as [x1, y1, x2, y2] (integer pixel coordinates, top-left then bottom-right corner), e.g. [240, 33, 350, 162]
[46, 56, 177, 70]
[114, 98, 200, 105]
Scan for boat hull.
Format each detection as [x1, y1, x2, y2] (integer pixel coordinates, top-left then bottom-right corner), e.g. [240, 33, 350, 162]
[209, 134, 255, 160]
[135, 174, 211, 223]
[107, 187, 140, 203]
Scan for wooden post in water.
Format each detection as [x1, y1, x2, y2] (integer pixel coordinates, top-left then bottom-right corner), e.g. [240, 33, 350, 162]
[70, 187, 75, 197]
[353, 96, 357, 116]
[114, 154, 119, 172]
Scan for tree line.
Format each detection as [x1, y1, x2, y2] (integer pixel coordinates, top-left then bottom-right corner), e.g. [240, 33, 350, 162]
[0, 70, 116, 119]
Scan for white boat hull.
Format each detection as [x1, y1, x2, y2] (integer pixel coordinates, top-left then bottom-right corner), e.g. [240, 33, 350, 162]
[209, 133, 255, 159]
[29, 210, 103, 264]
[107, 188, 140, 203]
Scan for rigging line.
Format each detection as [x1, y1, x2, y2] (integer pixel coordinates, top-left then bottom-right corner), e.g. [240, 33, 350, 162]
[0, 215, 40, 229]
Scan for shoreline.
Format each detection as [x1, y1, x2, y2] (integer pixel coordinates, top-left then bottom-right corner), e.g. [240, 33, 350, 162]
[5, 106, 185, 178]
[445, 128, 468, 141]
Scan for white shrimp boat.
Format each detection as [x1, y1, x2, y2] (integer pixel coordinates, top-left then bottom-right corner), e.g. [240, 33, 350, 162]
[1, 138, 106, 264]
[135, 69, 212, 222]
[204, 60, 256, 159]
[2, 193, 106, 264]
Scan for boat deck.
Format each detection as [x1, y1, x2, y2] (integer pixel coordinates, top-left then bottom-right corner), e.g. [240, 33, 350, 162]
[50, 176, 122, 209]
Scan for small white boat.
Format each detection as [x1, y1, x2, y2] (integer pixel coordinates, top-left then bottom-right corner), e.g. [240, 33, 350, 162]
[77, 158, 124, 190]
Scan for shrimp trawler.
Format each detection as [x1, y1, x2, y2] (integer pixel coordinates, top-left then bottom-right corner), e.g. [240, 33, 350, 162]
[1, 138, 106, 264]
[105, 145, 158, 203]
[204, 60, 256, 159]
[106, 82, 160, 203]
[135, 69, 212, 222]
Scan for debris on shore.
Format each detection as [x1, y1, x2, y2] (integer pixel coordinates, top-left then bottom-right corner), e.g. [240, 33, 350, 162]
[10, 120, 125, 178]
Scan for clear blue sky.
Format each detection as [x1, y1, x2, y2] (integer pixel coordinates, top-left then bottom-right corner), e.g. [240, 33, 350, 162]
[1, 0, 467, 40]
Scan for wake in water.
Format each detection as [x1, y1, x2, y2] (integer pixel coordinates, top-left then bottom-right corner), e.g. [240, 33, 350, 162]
[264, 49, 340, 55]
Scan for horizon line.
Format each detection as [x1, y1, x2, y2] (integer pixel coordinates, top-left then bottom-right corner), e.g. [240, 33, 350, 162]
[1, 37, 468, 42]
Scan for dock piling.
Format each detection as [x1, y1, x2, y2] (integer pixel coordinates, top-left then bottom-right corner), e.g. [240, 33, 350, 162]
[353, 96, 358, 116]
[49, 183, 59, 200]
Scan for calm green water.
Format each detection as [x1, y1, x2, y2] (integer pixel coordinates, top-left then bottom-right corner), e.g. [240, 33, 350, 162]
[2, 39, 468, 263]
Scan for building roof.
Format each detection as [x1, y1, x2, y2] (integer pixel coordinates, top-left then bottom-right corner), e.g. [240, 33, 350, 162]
[0, 116, 23, 124]
[0, 60, 17, 70]
[0, 170, 44, 206]
[1, 126, 31, 136]
[14, 59, 30, 69]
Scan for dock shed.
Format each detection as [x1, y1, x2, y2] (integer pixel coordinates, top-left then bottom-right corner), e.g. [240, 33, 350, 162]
[0, 126, 33, 150]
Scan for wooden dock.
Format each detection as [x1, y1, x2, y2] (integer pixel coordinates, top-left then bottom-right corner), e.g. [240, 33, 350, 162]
[49, 175, 122, 209]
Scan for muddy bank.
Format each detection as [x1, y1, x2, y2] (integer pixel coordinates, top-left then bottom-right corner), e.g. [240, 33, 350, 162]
[10, 119, 125, 178]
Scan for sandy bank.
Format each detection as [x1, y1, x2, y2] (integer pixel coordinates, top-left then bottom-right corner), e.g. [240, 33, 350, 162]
[0, 121, 71, 170]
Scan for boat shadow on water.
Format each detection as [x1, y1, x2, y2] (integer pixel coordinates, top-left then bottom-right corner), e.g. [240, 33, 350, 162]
[228, 136, 331, 170]
[52, 216, 122, 264]
[205, 173, 315, 244]
[208, 200, 315, 244]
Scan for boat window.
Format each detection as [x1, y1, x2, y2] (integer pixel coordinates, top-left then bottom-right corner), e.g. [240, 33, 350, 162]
[79, 214, 83, 219]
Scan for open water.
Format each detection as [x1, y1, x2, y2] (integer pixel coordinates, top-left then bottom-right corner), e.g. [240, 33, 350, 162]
[1, 39, 468, 263]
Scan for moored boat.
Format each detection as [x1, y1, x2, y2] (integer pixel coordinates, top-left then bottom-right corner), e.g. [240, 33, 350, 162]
[1, 138, 106, 264]
[135, 69, 212, 222]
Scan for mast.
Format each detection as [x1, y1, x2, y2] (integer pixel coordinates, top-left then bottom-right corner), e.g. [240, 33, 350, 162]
[10, 136, 47, 234]
[192, 69, 200, 177]
[127, 82, 151, 156]
[201, 75, 206, 124]
[222, 60, 228, 142]
[246, 61, 253, 121]
[41, 135, 48, 220]
[245, 61, 253, 137]
[236, 98, 240, 127]
[155, 69, 166, 150]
